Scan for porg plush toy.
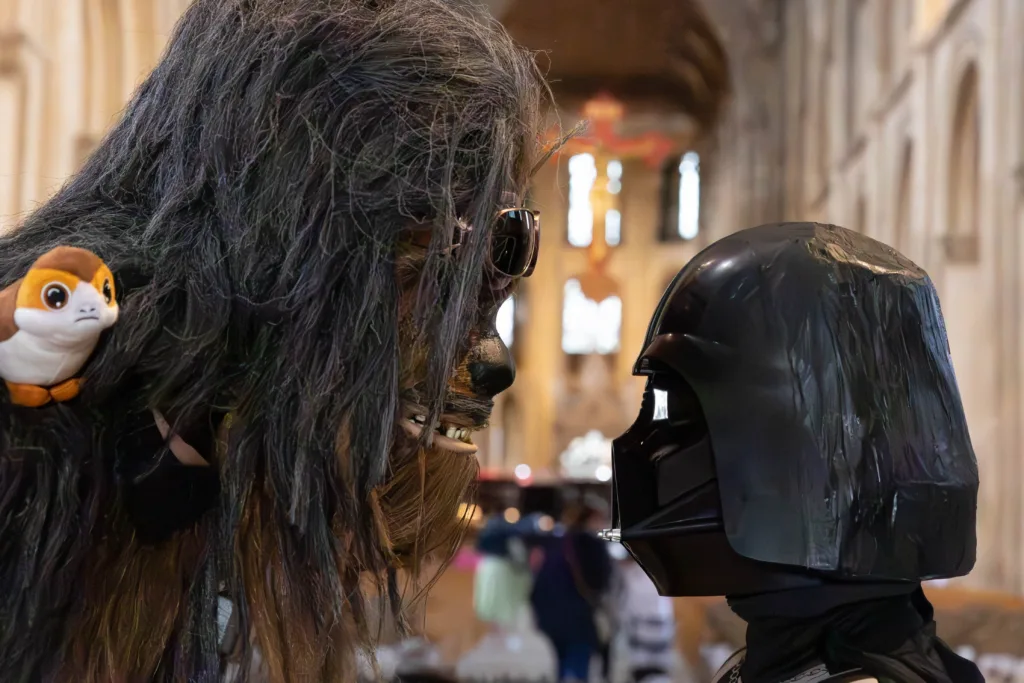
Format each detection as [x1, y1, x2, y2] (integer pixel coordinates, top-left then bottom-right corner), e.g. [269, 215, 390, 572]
[0, 246, 118, 407]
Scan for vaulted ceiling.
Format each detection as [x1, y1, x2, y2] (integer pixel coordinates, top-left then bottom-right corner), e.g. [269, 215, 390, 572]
[486, 0, 731, 132]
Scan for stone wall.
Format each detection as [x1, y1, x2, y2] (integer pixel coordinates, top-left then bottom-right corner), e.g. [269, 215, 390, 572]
[700, 0, 1024, 594]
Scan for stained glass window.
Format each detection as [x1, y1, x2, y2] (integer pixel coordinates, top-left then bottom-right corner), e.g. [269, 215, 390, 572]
[568, 153, 623, 247]
[677, 151, 700, 240]
[561, 279, 621, 355]
[568, 153, 596, 247]
[606, 160, 622, 246]
[660, 151, 701, 242]
[605, 209, 621, 246]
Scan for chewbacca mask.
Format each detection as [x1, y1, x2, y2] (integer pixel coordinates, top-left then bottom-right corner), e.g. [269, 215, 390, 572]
[0, 0, 547, 681]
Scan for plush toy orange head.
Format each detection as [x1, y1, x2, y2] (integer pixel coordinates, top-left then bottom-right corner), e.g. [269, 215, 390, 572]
[0, 246, 118, 407]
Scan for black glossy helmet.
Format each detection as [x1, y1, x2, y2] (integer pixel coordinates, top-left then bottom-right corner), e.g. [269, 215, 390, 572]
[607, 222, 978, 596]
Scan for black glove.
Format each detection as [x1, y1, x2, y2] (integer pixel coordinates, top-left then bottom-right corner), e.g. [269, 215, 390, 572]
[115, 409, 227, 543]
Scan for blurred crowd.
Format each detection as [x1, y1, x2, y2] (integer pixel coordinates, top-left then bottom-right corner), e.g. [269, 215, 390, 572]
[359, 497, 689, 683]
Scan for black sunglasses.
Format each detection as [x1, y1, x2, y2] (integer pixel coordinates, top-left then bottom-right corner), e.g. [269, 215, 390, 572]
[488, 208, 540, 278]
[408, 208, 541, 278]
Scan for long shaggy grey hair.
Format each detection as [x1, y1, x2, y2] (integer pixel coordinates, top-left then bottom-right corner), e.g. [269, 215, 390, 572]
[0, 0, 548, 680]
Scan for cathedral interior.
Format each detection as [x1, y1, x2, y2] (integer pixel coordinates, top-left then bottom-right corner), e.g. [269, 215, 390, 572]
[4, 0, 1024, 679]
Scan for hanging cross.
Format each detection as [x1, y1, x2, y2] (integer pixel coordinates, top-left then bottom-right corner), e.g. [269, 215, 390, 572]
[544, 93, 678, 170]
[543, 94, 677, 301]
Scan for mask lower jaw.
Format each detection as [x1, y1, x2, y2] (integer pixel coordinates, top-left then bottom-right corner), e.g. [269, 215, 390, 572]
[608, 444, 821, 598]
[621, 528, 826, 598]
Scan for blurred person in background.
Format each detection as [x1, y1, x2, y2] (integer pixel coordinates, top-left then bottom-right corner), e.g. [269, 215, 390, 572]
[458, 514, 558, 683]
[395, 675, 460, 683]
[474, 515, 535, 629]
[608, 547, 682, 683]
[531, 496, 614, 682]
[390, 639, 451, 683]
[356, 634, 446, 683]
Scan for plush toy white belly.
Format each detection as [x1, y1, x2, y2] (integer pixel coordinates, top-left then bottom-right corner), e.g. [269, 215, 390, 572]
[0, 246, 119, 406]
[0, 330, 93, 386]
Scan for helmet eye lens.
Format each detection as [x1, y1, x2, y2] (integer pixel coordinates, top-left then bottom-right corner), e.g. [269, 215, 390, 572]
[650, 374, 703, 426]
[653, 388, 670, 421]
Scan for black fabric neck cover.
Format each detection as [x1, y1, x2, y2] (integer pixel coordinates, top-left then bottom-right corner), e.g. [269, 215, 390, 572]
[727, 584, 984, 683]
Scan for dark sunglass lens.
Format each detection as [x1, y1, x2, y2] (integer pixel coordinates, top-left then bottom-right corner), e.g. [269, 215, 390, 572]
[492, 210, 534, 276]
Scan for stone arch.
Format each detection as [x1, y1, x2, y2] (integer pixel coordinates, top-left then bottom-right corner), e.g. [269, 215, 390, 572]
[946, 62, 980, 262]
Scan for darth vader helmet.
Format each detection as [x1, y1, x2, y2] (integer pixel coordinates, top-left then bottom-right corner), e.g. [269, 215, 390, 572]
[606, 223, 978, 596]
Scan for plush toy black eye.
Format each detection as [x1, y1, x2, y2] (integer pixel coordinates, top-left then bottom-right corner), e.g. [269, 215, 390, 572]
[102, 279, 112, 304]
[43, 283, 69, 310]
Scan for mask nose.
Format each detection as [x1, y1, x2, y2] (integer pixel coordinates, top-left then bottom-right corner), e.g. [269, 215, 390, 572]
[467, 334, 516, 398]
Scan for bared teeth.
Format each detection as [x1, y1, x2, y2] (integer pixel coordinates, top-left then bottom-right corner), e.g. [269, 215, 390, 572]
[431, 423, 472, 443]
[404, 415, 475, 447]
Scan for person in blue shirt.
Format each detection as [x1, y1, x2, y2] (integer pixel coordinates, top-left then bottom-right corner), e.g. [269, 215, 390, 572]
[531, 499, 614, 682]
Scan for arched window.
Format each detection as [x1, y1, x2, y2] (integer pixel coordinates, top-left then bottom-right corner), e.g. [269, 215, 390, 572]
[947, 64, 980, 262]
[895, 142, 913, 252]
[561, 279, 621, 355]
[659, 151, 701, 241]
[567, 154, 623, 247]
[496, 295, 515, 347]
[605, 160, 623, 246]
[567, 153, 596, 247]
[677, 152, 701, 239]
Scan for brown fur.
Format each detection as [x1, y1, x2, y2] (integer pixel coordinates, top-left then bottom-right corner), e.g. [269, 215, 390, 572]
[0, 0, 552, 675]
[44, 264, 489, 682]
[3, 203, 526, 683]
[57, 526, 206, 681]
[0, 270, 495, 680]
